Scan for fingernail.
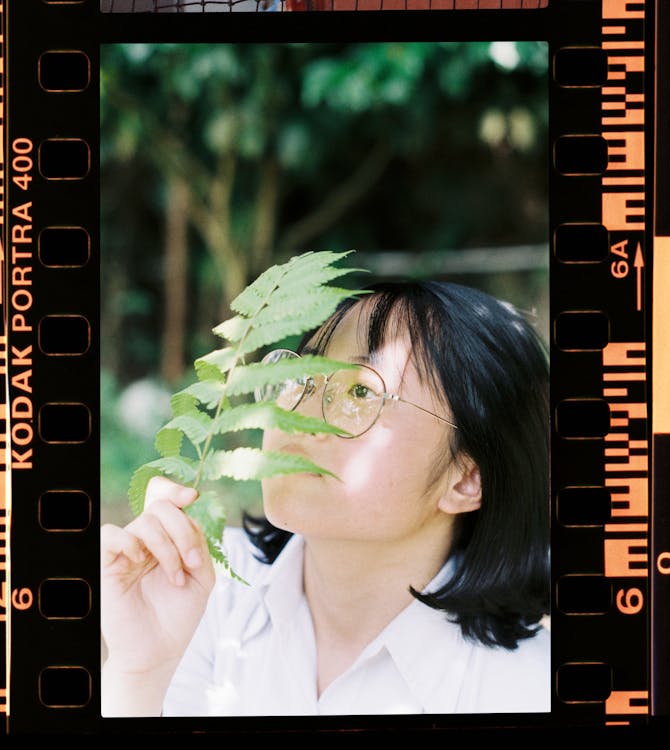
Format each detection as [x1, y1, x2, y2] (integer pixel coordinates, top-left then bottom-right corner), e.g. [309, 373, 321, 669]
[185, 549, 202, 568]
[175, 570, 186, 587]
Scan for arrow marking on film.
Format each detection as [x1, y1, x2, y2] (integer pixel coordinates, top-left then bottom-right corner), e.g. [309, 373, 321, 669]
[634, 243, 644, 312]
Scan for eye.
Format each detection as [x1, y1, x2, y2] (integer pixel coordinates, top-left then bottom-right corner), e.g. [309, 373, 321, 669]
[349, 383, 372, 399]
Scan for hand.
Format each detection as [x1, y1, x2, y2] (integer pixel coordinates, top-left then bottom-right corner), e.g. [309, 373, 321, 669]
[101, 476, 216, 678]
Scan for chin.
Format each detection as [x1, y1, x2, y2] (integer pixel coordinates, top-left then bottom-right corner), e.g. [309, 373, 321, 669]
[262, 478, 326, 534]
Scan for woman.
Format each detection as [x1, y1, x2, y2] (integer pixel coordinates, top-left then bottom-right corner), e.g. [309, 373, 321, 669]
[101, 279, 551, 717]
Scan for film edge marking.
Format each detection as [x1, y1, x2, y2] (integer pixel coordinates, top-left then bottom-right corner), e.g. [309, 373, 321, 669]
[600, 0, 650, 723]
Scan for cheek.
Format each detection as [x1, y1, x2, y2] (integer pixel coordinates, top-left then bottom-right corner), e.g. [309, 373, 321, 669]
[339, 427, 426, 503]
[262, 429, 281, 452]
[337, 449, 382, 494]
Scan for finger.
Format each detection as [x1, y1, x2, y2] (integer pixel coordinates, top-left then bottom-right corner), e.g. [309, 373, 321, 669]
[145, 475, 198, 511]
[101, 523, 146, 568]
[186, 517, 216, 589]
[144, 499, 206, 571]
[125, 512, 189, 587]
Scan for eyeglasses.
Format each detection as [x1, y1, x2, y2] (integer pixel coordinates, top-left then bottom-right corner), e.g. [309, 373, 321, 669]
[254, 348, 458, 439]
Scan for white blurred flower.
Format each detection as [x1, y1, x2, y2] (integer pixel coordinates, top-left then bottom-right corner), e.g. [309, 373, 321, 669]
[117, 378, 172, 438]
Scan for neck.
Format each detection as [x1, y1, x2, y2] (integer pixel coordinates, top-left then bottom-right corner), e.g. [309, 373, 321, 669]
[302, 528, 453, 695]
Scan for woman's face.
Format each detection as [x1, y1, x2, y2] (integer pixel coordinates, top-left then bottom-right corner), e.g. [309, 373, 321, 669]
[261, 303, 462, 546]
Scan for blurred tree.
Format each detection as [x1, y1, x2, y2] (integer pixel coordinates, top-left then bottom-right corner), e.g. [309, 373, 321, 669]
[100, 41, 548, 387]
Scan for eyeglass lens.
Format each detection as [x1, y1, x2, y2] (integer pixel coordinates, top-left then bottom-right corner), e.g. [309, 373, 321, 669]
[256, 350, 385, 437]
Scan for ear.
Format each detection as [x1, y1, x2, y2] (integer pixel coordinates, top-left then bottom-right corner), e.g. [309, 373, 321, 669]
[437, 456, 482, 515]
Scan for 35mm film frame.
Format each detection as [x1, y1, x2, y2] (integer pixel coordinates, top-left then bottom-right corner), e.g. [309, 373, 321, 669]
[1, 0, 668, 738]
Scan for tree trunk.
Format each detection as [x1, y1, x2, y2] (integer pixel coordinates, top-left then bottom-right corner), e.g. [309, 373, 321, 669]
[251, 156, 280, 277]
[188, 152, 250, 323]
[161, 174, 190, 385]
[100, 256, 126, 380]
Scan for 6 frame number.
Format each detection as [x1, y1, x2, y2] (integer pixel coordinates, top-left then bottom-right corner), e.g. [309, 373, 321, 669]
[0, 582, 33, 617]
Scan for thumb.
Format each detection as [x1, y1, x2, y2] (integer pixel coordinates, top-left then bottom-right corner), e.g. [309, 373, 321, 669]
[145, 475, 198, 511]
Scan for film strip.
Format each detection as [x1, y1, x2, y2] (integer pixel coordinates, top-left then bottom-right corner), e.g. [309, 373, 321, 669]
[1, 0, 668, 741]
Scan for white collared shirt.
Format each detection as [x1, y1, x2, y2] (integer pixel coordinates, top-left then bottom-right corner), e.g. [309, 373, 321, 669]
[162, 527, 551, 717]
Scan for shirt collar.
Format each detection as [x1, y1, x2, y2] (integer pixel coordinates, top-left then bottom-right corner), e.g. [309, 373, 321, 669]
[248, 536, 471, 713]
[347, 555, 471, 713]
[252, 533, 306, 630]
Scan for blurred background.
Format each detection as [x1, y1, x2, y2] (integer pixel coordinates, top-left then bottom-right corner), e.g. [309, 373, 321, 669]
[100, 41, 549, 528]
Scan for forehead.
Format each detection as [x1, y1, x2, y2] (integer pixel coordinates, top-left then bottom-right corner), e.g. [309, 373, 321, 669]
[319, 300, 415, 381]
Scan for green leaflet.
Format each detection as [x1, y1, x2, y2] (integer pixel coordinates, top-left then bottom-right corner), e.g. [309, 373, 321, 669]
[211, 402, 351, 437]
[128, 465, 164, 517]
[173, 380, 228, 410]
[183, 489, 226, 554]
[194, 347, 236, 381]
[213, 289, 366, 356]
[229, 250, 355, 317]
[126, 249, 367, 575]
[181, 489, 247, 582]
[156, 411, 213, 451]
[224, 354, 357, 397]
[154, 427, 183, 458]
[217, 287, 359, 341]
[128, 456, 198, 517]
[200, 447, 337, 482]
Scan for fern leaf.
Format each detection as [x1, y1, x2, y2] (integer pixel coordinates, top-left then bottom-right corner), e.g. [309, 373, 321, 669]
[228, 263, 286, 317]
[212, 543, 250, 585]
[194, 347, 237, 378]
[265, 264, 366, 302]
[157, 412, 213, 449]
[128, 249, 367, 578]
[183, 489, 227, 564]
[194, 358, 226, 383]
[254, 287, 364, 326]
[212, 401, 350, 437]
[146, 455, 198, 485]
[128, 464, 164, 516]
[229, 251, 353, 317]
[213, 315, 248, 344]
[235, 311, 357, 361]
[175, 380, 228, 410]
[155, 427, 183, 458]
[128, 458, 197, 515]
[225, 354, 358, 397]
[201, 447, 337, 482]
[170, 391, 199, 417]
[278, 250, 356, 286]
[216, 288, 360, 350]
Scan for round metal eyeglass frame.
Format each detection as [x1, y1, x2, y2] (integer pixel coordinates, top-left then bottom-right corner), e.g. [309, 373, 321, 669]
[258, 348, 458, 439]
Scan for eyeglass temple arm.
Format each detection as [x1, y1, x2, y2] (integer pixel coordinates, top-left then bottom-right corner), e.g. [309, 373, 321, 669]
[387, 394, 458, 430]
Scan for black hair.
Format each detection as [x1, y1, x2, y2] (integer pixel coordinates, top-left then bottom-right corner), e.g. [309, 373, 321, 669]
[243, 279, 550, 650]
